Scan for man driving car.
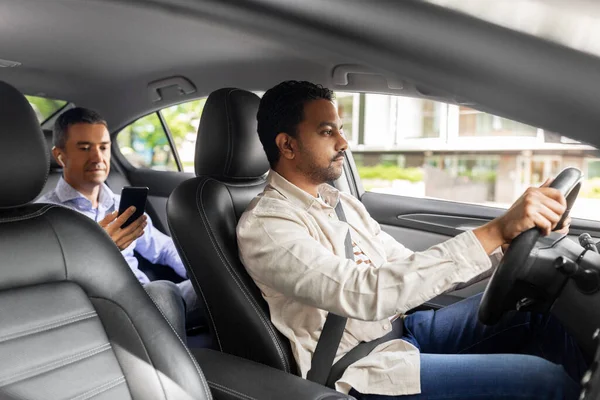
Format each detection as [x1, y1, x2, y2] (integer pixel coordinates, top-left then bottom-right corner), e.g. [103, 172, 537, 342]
[236, 80, 586, 399]
[38, 107, 204, 341]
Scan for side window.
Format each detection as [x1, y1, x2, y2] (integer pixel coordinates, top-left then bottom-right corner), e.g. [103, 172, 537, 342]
[160, 99, 206, 173]
[337, 92, 600, 221]
[117, 98, 206, 172]
[26, 95, 67, 123]
[117, 113, 178, 171]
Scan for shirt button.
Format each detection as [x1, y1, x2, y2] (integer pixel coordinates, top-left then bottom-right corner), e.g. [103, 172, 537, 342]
[383, 323, 390, 330]
[329, 213, 335, 218]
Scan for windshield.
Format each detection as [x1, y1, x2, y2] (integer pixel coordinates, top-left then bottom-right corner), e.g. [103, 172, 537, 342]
[426, 0, 600, 58]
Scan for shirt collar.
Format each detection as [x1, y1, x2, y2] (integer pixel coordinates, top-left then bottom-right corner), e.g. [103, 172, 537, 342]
[266, 169, 341, 211]
[55, 176, 116, 210]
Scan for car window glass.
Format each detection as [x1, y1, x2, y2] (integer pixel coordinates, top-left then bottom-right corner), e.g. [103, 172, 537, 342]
[26, 95, 67, 123]
[337, 92, 600, 221]
[117, 113, 178, 171]
[117, 98, 207, 173]
[160, 99, 206, 173]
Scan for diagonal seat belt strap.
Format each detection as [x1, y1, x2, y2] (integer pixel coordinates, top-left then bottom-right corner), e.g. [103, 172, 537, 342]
[306, 198, 351, 386]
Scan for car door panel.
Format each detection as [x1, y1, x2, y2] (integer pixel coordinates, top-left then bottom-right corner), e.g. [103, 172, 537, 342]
[363, 191, 600, 243]
[121, 168, 194, 235]
[380, 225, 450, 252]
[362, 190, 600, 306]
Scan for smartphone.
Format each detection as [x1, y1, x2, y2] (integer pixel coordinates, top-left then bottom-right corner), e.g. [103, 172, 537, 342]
[117, 186, 149, 229]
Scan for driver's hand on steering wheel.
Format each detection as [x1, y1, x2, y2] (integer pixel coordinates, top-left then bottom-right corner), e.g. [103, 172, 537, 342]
[475, 178, 570, 254]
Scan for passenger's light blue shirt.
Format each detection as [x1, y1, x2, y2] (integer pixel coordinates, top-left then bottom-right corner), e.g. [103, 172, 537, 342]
[37, 177, 187, 284]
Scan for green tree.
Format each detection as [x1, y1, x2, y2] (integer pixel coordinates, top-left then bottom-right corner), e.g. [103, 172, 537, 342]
[117, 98, 207, 170]
[26, 96, 66, 122]
[118, 113, 174, 170]
[161, 98, 206, 146]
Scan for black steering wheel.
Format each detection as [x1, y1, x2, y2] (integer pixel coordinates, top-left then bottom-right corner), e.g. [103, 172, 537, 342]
[478, 167, 583, 325]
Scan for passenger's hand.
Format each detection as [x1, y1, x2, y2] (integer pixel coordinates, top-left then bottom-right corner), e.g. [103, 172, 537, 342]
[99, 206, 147, 250]
[475, 179, 567, 253]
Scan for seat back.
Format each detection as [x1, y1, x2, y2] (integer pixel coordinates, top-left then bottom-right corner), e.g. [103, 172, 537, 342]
[0, 80, 211, 400]
[168, 88, 296, 374]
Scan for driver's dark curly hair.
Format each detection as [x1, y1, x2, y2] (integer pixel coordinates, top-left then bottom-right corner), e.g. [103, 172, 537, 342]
[257, 80, 334, 168]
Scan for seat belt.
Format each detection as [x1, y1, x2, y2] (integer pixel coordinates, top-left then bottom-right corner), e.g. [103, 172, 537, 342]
[306, 193, 405, 389]
[326, 317, 403, 388]
[306, 199, 351, 386]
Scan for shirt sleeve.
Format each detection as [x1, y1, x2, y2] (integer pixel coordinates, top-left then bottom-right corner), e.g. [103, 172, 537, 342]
[238, 208, 493, 322]
[134, 213, 187, 279]
[372, 215, 502, 292]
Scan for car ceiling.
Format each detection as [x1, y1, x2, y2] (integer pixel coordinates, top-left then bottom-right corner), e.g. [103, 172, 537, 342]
[0, 0, 341, 126]
[1, 0, 600, 150]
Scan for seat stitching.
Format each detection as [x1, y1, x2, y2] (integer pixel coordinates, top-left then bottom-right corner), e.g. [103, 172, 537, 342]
[93, 295, 213, 399]
[0, 311, 97, 344]
[224, 89, 233, 176]
[196, 178, 290, 372]
[198, 178, 289, 371]
[143, 286, 212, 398]
[168, 217, 223, 352]
[207, 381, 257, 400]
[0, 204, 53, 223]
[89, 296, 168, 400]
[45, 210, 69, 280]
[67, 376, 126, 400]
[0, 343, 111, 387]
[219, 175, 265, 180]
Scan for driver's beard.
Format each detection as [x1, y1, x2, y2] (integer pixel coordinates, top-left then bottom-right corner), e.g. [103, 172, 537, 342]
[297, 157, 342, 185]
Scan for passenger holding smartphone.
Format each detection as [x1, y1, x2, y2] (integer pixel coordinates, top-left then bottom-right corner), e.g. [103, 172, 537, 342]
[37, 107, 204, 342]
[99, 204, 147, 251]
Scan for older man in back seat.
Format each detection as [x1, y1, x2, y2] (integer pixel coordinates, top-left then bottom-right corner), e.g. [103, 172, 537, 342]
[37, 107, 205, 341]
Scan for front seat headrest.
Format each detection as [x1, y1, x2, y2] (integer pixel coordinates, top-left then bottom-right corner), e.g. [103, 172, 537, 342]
[194, 88, 269, 180]
[0, 81, 49, 208]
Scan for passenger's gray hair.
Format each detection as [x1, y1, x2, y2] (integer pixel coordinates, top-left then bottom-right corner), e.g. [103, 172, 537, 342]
[53, 107, 107, 148]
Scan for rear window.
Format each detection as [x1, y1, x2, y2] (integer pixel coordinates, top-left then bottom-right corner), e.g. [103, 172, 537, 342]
[26, 95, 67, 123]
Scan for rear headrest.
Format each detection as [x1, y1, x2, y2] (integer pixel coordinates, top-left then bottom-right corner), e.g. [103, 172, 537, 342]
[194, 88, 269, 180]
[0, 81, 49, 208]
[43, 129, 62, 170]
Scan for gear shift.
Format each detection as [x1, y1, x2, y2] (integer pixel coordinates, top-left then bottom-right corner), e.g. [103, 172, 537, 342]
[579, 233, 599, 254]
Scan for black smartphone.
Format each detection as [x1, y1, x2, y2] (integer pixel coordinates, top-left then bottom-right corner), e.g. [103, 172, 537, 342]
[118, 186, 149, 228]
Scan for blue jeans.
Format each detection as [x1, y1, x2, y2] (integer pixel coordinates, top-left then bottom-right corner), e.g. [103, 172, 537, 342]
[145, 279, 207, 343]
[145, 280, 187, 341]
[350, 293, 587, 400]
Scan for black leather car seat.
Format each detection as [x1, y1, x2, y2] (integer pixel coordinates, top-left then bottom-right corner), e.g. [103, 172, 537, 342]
[167, 88, 296, 374]
[0, 81, 212, 399]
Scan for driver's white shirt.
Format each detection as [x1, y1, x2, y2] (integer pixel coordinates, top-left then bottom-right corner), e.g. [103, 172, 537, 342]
[237, 170, 501, 396]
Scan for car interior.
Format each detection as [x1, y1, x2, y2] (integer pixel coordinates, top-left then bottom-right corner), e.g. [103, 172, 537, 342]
[3, 0, 600, 399]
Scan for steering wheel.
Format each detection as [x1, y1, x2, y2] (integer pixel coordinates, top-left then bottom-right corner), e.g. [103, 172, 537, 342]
[478, 167, 583, 325]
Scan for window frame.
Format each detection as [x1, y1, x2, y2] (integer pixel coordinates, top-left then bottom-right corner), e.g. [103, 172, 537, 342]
[114, 111, 181, 173]
[25, 95, 69, 125]
[114, 96, 208, 173]
[338, 91, 600, 222]
[157, 110, 184, 172]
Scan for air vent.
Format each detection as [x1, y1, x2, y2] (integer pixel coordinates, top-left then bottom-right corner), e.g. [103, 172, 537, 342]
[0, 58, 21, 68]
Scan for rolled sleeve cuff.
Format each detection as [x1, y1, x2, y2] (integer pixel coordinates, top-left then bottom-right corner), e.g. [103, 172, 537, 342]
[445, 230, 492, 276]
